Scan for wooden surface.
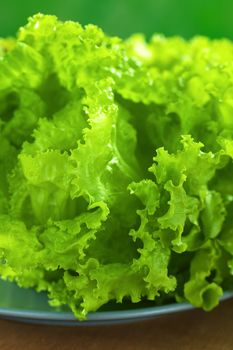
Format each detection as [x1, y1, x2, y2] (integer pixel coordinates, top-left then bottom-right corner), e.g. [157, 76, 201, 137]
[0, 298, 233, 350]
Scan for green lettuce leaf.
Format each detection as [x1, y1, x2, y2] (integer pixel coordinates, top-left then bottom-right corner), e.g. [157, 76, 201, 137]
[0, 14, 233, 319]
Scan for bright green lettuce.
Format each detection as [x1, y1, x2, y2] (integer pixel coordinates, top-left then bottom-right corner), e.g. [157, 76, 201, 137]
[0, 14, 233, 319]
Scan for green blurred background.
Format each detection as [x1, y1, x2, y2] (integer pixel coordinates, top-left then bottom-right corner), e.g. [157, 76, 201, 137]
[1, 0, 233, 39]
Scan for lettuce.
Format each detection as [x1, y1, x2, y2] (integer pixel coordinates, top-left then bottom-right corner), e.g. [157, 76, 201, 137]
[0, 14, 233, 319]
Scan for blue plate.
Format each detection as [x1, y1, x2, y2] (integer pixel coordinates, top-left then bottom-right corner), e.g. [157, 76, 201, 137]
[0, 279, 232, 326]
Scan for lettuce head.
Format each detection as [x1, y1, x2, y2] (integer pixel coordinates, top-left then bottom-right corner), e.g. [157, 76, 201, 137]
[0, 14, 233, 319]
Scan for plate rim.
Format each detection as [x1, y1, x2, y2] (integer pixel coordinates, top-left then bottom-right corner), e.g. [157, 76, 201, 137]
[0, 291, 232, 323]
